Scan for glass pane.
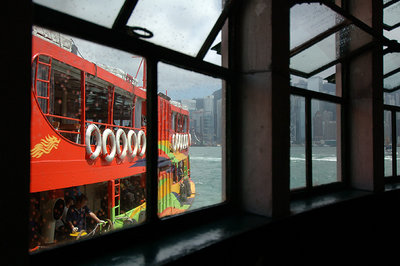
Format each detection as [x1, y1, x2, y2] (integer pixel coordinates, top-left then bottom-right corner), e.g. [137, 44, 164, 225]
[290, 95, 306, 190]
[157, 63, 224, 218]
[33, 0, 125, 28]
[384, 71, 400, 90]
[127, 0, 223, 56]
[290, 3, 345, 50]
[384, 90, 400, 106]
[30, 27, 146, 252]
[397, 112, 400, 176]
[384, 52, 400, 75]
[311, 100, 340, 186]
[384, 110, 393, 177]
[204, 30, 222, 66]
[290, 25, 372, 74]
[291, 65, 340, 96]
[384, 1, 400, 27]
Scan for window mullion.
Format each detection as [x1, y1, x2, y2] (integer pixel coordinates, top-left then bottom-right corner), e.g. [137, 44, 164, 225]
[146, 57, 160, 223]
[305, 96, 313, 189]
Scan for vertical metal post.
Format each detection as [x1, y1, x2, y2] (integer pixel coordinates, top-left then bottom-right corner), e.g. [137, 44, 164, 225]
[305, 97, 312, 189]
[146, 57, 159, 222]
[80, 71, 86, 144]
[392, 110, 397, 177]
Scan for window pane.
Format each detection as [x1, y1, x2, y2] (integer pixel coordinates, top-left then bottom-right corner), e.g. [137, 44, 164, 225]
[311, 100, 340, 186]
[290, 3, 345, 50]
[291, 65, 340, 96]
[204, 30, 223, 66]
[384, 1, 400, 27]
[33, 0, 125, 28]
[384, 52, 400, 75]
[384, 71, 400, 90]
[384, 90, 400, 106]
[157, 63, 224, 218]
[384, 110, 393, 177]
[127, 0, 223, 56]
[290, 24, 371, 74]
[290, 95, 306, 190]
[30, 27, 146, 252]
[397, 112, 400, 176]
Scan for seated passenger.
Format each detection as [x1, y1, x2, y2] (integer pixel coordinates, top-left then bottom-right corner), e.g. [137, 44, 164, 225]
[66, 194, 104, 233]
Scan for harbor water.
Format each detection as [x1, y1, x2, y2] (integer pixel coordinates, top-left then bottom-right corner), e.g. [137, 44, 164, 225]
[189, 146, 343, 210]
[189, 146, 223, 210]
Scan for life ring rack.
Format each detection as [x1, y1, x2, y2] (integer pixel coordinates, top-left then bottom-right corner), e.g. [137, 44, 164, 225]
[85, 125, 146, 162]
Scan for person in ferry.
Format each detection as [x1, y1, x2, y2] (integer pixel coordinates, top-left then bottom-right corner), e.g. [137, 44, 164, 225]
[66, 194, 104, 233]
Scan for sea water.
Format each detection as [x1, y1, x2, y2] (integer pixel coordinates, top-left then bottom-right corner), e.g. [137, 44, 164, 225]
[189, 146, 223, 210]
[189, 146, 341, 209]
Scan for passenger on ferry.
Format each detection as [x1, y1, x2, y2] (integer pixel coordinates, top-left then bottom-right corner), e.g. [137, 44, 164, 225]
[66, 194, 104, 233]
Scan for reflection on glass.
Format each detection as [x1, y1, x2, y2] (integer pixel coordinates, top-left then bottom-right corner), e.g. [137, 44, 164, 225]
[384, 110, 393, 177]
[30, 27, 147, 252]
[290, 95, 306, 190]
[311, 100, 340, 186]
[33, 0, 125, 28]
[157, 63, 223, 218]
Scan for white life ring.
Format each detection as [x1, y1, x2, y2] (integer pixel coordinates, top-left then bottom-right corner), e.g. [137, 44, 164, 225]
[102, 128, 116, 162]
[116, 129, 128, 160]
[184, 134, 188, 149]
[85, 124, 101, 160]
[137, 130, 146, 157]
[176, 133, 181, 151]
[188, 133, 191, 146]
[181, 133, 185, 150]
[171, 134, 176, 152]
[127, 130, 138, 158]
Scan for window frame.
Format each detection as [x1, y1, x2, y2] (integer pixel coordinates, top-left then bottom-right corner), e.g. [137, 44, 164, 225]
[290, 82, 346, 194]
[30, 1, 234, 260]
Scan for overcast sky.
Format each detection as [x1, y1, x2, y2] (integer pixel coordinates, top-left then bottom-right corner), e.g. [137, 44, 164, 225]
[34, 1, 399, 98]
[34, 0, 223, 101]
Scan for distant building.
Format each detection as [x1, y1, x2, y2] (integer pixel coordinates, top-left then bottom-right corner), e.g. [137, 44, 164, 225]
[181, 99, 196, 111]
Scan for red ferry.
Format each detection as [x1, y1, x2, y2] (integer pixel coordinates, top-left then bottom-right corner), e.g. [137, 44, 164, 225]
[29, 32, 195, 250]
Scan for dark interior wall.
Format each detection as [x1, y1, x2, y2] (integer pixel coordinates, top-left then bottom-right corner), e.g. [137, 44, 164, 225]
[173, 189, 400, 265]
[2, 2, 31, 265]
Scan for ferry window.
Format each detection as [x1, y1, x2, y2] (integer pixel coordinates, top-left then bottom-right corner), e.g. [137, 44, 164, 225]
[158, 62, 224, 218]
[113, 87, 134, 128]
[32, 54, 82, 142]
[85, 75, 111, 125]
[51, 59, 81, 142]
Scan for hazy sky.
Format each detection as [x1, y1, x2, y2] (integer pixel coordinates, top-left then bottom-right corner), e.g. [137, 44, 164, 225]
[34, 1, 399, 97]
[34, 0, 224, 101]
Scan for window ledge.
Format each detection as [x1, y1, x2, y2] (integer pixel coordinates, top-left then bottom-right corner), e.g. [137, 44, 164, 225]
[290, 188, 373, 215]
[33, 187, 400, 265]
[77, 213, 271, 265]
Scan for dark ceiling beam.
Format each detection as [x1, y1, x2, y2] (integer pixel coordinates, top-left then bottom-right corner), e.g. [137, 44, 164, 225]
[196, 0, 236, 60]
[112, 0, 140, 30]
